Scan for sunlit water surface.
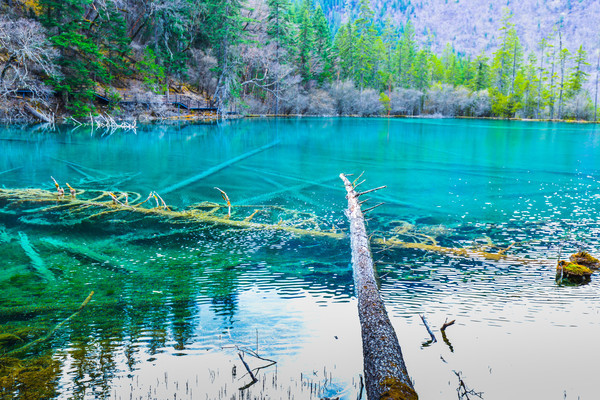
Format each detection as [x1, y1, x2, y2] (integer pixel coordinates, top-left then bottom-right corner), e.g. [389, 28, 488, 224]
[1, 118, 600, 399]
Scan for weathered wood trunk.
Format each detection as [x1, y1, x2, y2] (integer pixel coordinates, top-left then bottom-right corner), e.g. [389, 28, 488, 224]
[340, 173, 417, 400]
[24, 103, 52, 123]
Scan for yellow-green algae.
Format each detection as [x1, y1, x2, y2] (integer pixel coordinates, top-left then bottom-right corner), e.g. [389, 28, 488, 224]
[556, 260, 593, 284]
[0, 355, 60, 399]
[557, 261, 592, 277]
[379, 377, 419, 400]
[569, 251, 600, 269]
[0, 188, 344, 239]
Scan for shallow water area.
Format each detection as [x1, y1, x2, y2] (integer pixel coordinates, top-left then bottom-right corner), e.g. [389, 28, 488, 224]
[1, 118, 600, 399]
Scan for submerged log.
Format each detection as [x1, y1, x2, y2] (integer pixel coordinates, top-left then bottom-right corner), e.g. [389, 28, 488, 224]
[0, 188, 342, 240]
[340, 173, 417, 400]
[18, 231, 55, 281]
[160, 140, 280, 195]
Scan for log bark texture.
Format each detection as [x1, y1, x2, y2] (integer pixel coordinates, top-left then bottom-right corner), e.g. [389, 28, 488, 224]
[340, 173, 418, 400]
[24, 103, 52, 123]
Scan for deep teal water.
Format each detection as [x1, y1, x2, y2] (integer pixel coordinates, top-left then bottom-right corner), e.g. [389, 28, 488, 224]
[1, 118, 600, 399]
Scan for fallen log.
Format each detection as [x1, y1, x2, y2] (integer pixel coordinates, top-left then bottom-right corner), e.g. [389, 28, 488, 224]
[160, 140, 280, 195]
[24, 103, 52, 123]
[0, 166, 23, 177]
[237, 176, 337, 205]
[18, 231, 55, 281]
[0, 188, 343, 240]
[340, 173, 417, 400]
[40, 237, 133, 274]
[7, 291, 94, 356]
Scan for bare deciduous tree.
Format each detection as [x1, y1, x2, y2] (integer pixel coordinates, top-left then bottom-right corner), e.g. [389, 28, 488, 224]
[0, 16, 59, 100]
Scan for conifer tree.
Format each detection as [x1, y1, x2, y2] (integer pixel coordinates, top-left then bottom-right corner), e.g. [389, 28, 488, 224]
[396, 20, 416, 88]
[353, 0, 377, 88]
[567, 45, 589, 97]
[206, 0, 245, 109]
[535, 37, 548, 118]
[312, 4, 333, 84]
[333, 23, 355, 81]
[296, 0, 314, 83]
[267, 0, 294, 113]
[38, 0, 129, 115]
[469, 53, 491, 91]
[556, 29, 570, 119]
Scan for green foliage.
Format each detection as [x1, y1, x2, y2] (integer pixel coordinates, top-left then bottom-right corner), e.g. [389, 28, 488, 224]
[10, 0, 595, 120]
[147, 0, 200, 80]
[296, 0, 315, 82]
[267, 0, 295, 61]
[566, 45, 589, 97]
[38, 0, 131, 116]
[379, 91, 391, 113]
[311, 5, 333, 84]
[137, 48, 167, 94]
[491, 9, 523, 96]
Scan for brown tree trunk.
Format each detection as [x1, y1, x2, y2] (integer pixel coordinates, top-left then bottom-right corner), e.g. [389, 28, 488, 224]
[340, 173, 418, 400]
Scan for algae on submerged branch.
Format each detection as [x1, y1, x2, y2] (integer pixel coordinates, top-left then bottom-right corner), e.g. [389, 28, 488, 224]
[0, 187, 344, 239]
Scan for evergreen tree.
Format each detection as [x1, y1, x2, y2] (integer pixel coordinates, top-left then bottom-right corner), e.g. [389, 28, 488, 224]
[490, 9, 523, 117]
[491, 9, 522, 96]
[206, 0, 245, 109]
[396, 20, 416, 88]
[566, 45, 589, 97]
[353, 0, 377, 88]
[267, 0, 294, 113]
[333, 22, 355, 81]
[38, 0, 129, 115]
[556, 29, 570, 119]
[411, 48, 430, 112]
[296, 0, 314, 83]
[380, 17, 397, 90]
[535, 37, 548, 118]
[545, 37, 558, 119]
[312, 4, 333, 84]
[518, 53, 539, 118]
[469, 53, 491, 91]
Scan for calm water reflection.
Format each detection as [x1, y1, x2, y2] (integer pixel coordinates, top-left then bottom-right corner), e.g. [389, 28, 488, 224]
[1, 118, 600, 399]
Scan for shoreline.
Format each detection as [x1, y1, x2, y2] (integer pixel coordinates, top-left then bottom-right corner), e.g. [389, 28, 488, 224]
[245, 114, 600, 124]
[2, 107, 598, 126]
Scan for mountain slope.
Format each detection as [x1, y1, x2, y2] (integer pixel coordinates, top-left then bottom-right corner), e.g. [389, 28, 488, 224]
[322, 0, 600, 54]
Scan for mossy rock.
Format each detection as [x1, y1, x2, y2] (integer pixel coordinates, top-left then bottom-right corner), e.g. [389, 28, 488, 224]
[556, 260, 592, 285]
[569, 251, 600, 269]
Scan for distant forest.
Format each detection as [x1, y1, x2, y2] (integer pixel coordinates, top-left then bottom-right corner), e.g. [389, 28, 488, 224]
[0, 0, 599, 120]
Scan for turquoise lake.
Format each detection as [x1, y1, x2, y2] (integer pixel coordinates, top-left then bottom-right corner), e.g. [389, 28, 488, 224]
[1, 118, 600, 399]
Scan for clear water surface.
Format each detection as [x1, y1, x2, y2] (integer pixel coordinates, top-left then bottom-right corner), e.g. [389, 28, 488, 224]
[1, 118, 600, 399]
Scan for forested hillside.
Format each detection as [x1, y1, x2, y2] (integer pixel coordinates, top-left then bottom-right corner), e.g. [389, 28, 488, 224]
[0, 0, 598, 121]
[320, 0, 600, 55]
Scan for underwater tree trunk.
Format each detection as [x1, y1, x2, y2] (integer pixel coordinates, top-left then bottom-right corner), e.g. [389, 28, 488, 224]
[339, 173, 418, 400]
[160, 140, 280, 195]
